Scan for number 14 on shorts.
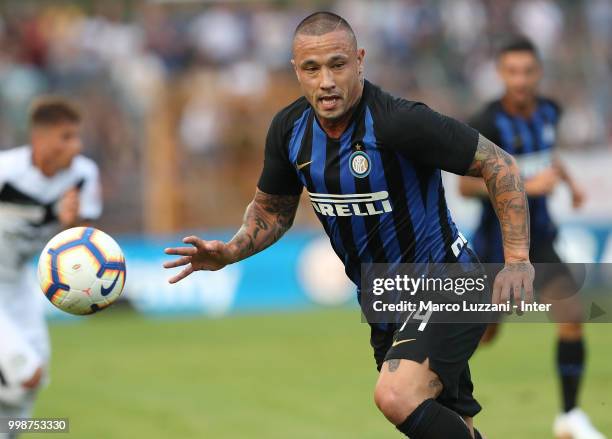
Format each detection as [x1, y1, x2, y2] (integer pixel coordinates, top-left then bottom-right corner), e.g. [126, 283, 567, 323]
[400, 307, 433, 332]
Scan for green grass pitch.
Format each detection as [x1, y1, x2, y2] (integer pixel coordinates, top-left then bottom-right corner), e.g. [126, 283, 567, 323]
[31, 307, 611, 438]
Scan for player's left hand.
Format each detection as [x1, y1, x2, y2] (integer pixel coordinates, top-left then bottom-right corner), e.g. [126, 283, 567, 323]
[492, 261, 535, 305]
[58, 188, 80, 227]
[163, 236, 235, 284]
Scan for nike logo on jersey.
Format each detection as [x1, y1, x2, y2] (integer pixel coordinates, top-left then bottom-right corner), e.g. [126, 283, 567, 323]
[391, 338, 416, 348]
[296, 160, 313, 170]
[308, 191, 393, 217]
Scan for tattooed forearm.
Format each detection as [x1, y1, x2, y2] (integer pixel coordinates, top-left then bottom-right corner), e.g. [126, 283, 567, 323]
[228, 189, 300, 263]
[466, 134, 530, 260]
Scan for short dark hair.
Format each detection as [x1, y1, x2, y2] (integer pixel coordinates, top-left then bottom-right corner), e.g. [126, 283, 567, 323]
[294, 11, 356, 47]
[497, 36, 540, 61]
[29, 96, 81, 127]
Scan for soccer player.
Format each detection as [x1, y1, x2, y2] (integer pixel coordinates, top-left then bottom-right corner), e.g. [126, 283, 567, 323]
[164, 12, 534, 439]
[0, 98, 102, 438]
[460, 38, 605, 439]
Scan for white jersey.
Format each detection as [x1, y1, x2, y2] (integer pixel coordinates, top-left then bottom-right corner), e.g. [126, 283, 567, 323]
[0, 146, 102, 283]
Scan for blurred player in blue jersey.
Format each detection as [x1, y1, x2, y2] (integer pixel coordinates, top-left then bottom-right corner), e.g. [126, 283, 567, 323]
[165, 12, 535, 439]
[460, 37, 605, 439]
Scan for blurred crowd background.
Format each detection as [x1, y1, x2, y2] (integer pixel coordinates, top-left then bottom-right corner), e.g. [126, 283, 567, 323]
[0, 0, 610, 233]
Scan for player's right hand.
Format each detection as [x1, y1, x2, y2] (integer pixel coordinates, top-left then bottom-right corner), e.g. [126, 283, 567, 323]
[492, 261, 535, 305]
[163, 236, 234, 284]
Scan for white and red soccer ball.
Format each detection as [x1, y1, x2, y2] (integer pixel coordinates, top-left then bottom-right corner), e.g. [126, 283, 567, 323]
[38, 227, 126, 315]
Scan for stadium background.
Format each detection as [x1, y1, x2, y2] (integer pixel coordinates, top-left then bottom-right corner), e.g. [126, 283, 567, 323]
[0, 0, 610, 437]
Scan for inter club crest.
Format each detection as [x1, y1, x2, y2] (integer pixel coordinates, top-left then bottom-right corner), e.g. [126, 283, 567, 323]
[349, 143, 370, 178]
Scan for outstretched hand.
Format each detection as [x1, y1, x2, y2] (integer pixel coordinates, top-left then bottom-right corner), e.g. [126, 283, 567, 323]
[163, 236, 234, 284]
[492, 261, 535, 305]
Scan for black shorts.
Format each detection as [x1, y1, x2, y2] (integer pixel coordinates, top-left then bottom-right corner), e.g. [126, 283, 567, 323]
[370, 321, 486, 417]
[367, 248, 488, 418]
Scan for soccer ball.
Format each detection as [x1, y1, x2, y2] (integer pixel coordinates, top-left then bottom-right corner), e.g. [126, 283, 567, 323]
[37, 227, 126, 315]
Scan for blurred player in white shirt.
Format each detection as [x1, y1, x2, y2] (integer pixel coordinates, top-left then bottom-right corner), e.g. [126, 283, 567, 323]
[0, 98, 102, 437]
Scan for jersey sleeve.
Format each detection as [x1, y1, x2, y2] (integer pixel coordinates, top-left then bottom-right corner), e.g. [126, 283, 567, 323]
[547, 98, 563, 119]
[468, 106, 500, 146]
[384, 102, 479, 175]
[256, 112, 303, 196]
[544, 98, 563, 122]
[78, 159, 103, 221]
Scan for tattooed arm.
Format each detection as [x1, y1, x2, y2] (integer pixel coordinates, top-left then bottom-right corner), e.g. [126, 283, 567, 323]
[228, 190, 300, 261]
[163, 189, 300, 284]
[465, 134, 534, 302]
[465, 134, 529, 261]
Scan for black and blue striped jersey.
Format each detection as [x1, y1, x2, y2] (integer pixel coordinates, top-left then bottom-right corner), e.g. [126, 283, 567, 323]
[469, 97, 562, 263]
[258, 80, 479, 287]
